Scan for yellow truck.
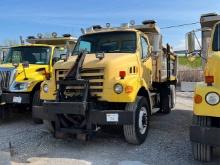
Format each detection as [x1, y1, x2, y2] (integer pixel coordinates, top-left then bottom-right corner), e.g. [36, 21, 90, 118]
[186, 13, 220, 161]
[0, 33, 77, 123]
[33, 21, 177, 144]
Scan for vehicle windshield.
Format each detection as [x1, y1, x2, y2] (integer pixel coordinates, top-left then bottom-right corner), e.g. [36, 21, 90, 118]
[73, 31, 136, 54]
[4, 46, 51, 65]
[213, 23, 220, 51]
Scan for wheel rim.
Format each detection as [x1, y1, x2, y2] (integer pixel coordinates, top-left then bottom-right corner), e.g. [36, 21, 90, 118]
[138, 107, 148, 134]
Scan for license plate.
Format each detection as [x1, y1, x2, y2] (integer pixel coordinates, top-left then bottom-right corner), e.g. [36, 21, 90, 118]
[13, 96, 22, 103]
[106, 113, 119, 122]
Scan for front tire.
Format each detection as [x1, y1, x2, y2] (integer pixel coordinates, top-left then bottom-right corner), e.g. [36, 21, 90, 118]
[32, 90, 43, 124]
[123, 96, 150, 145]
[191, 115, 213, 162]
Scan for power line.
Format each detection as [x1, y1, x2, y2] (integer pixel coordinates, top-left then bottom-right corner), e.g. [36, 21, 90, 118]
[161, 22, 200, 29]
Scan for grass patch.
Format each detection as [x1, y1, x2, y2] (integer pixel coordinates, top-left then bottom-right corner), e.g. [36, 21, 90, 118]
[178, 56, 202, 68]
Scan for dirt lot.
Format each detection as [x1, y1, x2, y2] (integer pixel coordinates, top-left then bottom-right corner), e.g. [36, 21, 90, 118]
[0, 92, 220, 165]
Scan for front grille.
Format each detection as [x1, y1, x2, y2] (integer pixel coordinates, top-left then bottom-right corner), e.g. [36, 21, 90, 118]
[0, 68, 16, 91]
[56, 68, 104, 96]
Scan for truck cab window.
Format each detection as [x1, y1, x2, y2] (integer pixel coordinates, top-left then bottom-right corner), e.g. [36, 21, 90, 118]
[73, 31, 136, 54]
[141, 37, 149, 59]
[213, 24, 220, 51]
[78, 41, 92, 52]
[4, 46, 51, 65]
[53, 47, 67, 65]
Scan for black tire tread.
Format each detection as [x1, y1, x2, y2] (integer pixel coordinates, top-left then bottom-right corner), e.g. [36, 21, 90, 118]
[123, 96, 149, 145]
[192, 115, 212, 162]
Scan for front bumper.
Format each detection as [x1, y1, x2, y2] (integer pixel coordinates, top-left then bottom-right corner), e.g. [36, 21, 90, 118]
[33, 101, 134, 125]
[190, 125, 220, 146]
[1, 92, 30, 104]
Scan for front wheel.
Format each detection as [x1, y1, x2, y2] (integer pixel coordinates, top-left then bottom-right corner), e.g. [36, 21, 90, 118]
[32, 90, 43, 124]
[123, 96, 150, 145]
[191, 115, 213, 162]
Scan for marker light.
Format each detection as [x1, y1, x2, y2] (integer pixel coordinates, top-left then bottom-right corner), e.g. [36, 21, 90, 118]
[194, 94, 202, 104]
[205, 76, 214, 86]
[125, 86, 133, 93]
[119, 71, 126, 79]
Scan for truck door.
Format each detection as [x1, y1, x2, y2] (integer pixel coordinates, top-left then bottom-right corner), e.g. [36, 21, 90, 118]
[140, 36, 152, 86]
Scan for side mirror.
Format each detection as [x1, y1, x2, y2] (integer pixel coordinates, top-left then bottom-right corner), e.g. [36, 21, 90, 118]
[186, 32, 196, 54]
[148, 46, 152, 54]
[22, 61, 29, 68]
[152, 34, 162, 53]
[60, 54, 67, 61]
[96, 52, 105, 60]
[12, 62, 19, 68]
[52, 57, 60, 65]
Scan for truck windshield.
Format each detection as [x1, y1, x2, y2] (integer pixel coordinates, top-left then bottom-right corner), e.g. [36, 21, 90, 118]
[213, 23, 220, 51]
[4, 46, 51, 65]
[73, 31, 136, 54]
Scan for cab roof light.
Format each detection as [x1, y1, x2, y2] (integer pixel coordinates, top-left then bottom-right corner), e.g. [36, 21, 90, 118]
[93, 25, 102, 30]
[27, 36, 36, 40]
[142, 20, 156, 25]
[205, 76, 214, 86]
[52, 32, 58, 38]
[106, 23, 111, 28]
[37, 33, 43, 38]
[63, 34, 72, 37]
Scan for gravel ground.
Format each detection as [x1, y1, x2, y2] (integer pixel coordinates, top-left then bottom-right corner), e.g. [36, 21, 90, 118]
[0, 92, 220, 165]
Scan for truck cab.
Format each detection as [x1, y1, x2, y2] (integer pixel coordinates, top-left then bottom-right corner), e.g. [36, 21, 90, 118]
[34, 21, 177, 144]
[0, 33, 77, 122]
[187, 13, 220, 161]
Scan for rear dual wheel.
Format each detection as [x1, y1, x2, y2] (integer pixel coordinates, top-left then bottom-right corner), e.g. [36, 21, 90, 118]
[160, 85, 176, 114]
[123, 96, 150, 145]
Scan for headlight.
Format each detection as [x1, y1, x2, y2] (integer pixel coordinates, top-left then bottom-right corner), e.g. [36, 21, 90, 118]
[43, 84, 49, 93]
[114, 83, 123, 94]
[10, 82, 31, 92]
[205, 92, 220, 105]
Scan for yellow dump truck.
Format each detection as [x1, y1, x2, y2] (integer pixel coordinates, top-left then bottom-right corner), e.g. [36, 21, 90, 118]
[186, 13, 220, 161]
[33, 21, 177, 144]
[0, 33, 77, 123]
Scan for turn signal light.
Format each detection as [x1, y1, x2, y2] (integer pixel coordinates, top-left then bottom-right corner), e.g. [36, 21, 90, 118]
[43, 72, 51, 80]
[125, 86, 133, 93]
[194, 94, 203, 104]
[205, 76, 214, 86]
[119, 71, 126, 79]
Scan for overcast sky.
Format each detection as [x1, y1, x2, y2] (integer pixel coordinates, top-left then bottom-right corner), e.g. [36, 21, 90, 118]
[0, 0, 219, 50]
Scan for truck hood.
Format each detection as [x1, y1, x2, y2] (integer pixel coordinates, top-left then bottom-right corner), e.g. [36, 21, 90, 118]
[0, 63, 49, 81]
[54, 53, 137, 70]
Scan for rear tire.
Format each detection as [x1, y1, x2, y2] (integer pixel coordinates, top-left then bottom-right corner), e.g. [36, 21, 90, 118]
[170, 85, 176, 109]
[192, 115, 213, 162]
[32, 90, 43, 124]
[123, 96, 150, 145]
[43, 120, 55, 133]
[160, 85, 173, 114]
